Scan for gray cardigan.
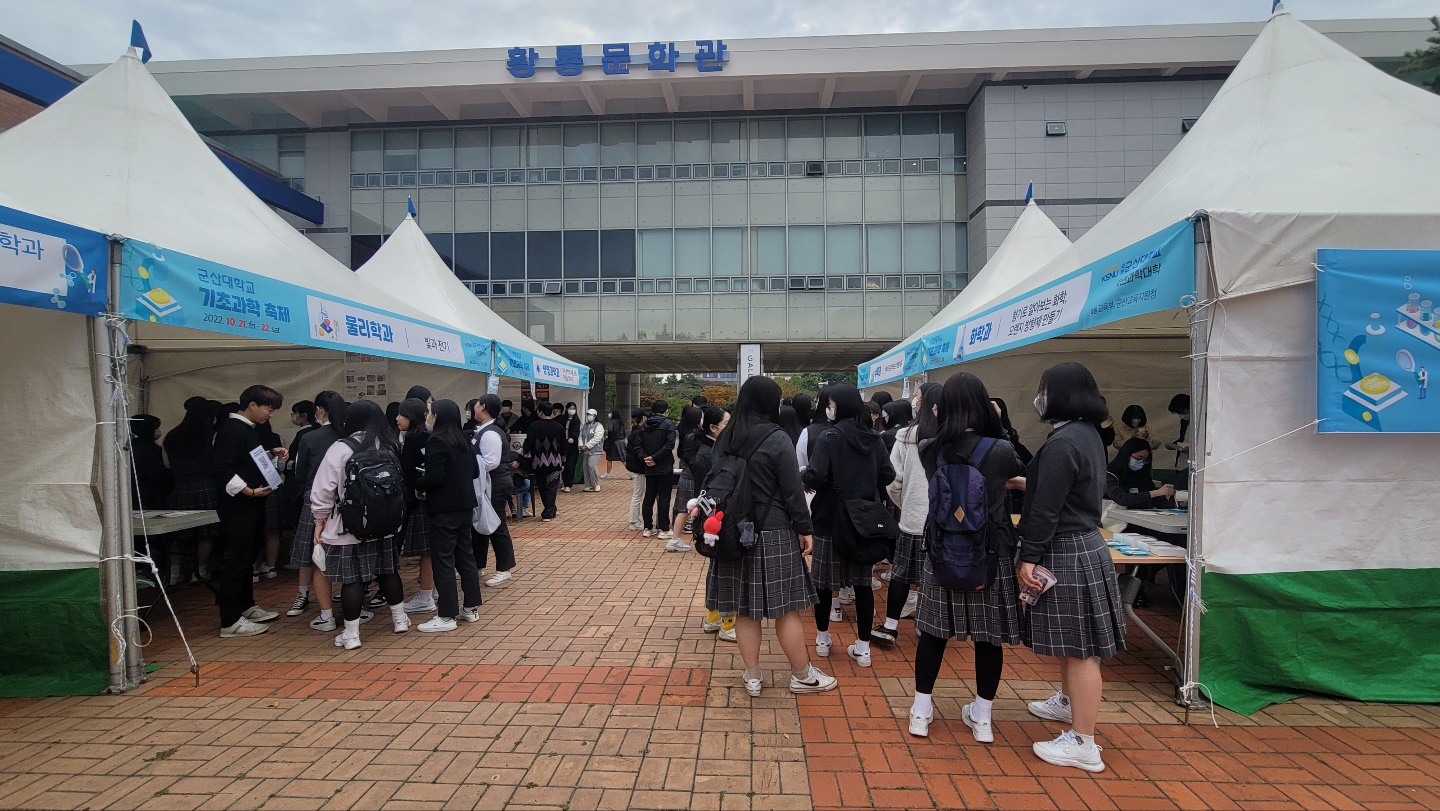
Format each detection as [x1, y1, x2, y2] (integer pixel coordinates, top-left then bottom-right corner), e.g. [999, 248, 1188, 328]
[1018, 420, 1106, 564]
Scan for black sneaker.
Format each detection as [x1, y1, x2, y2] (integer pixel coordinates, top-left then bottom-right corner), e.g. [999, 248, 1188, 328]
[870, 625, 898, 646]
[365, 593, 387, 609]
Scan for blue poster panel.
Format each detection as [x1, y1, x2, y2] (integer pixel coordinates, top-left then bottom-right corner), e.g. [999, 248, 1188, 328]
[120, 239, 491, 371]
[861, 220, 1196, 387]
[1316, 249, 1439, 434]
[0, 205, 109, 317]
[494, 341, 589, 389]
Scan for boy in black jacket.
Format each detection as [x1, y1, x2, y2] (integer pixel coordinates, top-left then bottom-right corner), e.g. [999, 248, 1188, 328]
[212, 385, 287, 638]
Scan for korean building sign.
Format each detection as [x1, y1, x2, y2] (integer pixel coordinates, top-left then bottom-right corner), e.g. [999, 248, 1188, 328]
[507, 40, 728, 78]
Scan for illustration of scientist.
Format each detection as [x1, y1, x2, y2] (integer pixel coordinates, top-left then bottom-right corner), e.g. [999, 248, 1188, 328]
[1419, 366, 1429, 400]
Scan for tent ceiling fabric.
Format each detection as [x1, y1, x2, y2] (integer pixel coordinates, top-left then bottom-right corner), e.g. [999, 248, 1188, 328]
[0, 52, 467, 358]
[356, 215, 588, 385]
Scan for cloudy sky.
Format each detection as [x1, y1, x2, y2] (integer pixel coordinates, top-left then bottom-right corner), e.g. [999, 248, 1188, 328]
[7, 0, 1436, 65]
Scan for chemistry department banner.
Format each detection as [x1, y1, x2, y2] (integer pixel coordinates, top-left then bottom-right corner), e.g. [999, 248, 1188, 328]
[859, 220, 1196, 387]
[494, 341, 589, 389]
[0, 204, 109, 317]
[1316, 248, 1439, 433]
[120, 239, 491, 371]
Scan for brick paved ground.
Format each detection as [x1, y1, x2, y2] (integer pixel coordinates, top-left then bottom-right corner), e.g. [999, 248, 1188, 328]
[2, 483, 1439, 810]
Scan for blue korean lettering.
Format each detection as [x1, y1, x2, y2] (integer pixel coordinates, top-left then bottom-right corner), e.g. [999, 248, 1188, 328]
[245, 298, 261, 317]
[276, 305, 290, 323]
[0, 232, 17, 255]
[216, 292, 233, 310]
[380, 324, 394, 343]
[506, 47, 538, 78]
[345, 315, 360, 337]
[555, 45, 584, 76]
[601, 43, 631, 75]
[695, 40, 727, 72]
[647, 42, 678, 72]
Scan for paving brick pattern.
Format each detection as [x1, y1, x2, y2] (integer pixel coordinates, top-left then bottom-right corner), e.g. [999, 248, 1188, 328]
[1, 482, 1438, 810]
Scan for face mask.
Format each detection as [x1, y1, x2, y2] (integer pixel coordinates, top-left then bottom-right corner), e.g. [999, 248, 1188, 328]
[1130, 419, 1142, 428]
[1033, 393, 1047, 417]
[567, 408, 577, 416]
[1128, 457, 1146, 472]
[825, 405, 836, 422]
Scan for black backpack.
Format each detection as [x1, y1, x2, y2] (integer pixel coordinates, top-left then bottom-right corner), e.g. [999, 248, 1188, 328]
[692, 427, 779, 561]
[337, 438, 407, 541]
[924, 438, 999, 591]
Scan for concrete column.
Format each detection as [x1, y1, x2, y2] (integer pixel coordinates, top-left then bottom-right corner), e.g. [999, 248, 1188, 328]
[587, 363, 606, 413]
[616, 373, 634, 415]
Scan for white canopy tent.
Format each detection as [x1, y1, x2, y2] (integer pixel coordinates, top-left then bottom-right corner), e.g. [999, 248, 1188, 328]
[863, 11, 1440, 713]
[0, 50, 494, 695]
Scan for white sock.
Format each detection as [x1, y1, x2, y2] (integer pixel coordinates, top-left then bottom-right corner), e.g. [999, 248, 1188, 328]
[389, 604, 407, 621]
[1076, 732, 1096, 750]
[830, 596, 841, 610]
[343, 618, 360, 636]
[745, 666, 764, 682]
[816, 631, 831, 646]
[428, 589, 437, 600]
[319, 609, 333, 621]
[883, 617, 899, 631]
[912, 692, 933, 717]
[972, 696, 994, 722]
[853, 639, 870, 655]
[298, 585, 310, 597]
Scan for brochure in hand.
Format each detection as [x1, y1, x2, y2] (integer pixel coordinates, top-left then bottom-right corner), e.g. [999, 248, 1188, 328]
[1019, 565, 1057, 608]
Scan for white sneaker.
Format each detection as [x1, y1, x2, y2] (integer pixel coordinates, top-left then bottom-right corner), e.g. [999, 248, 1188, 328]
[718, 627, 736, 643]
[871, 578, 883, 590]
[665, 538, 691, 552]
[828, 606, 844, 623]
[418, 616, 457, 633]
[242, 606, 280, 623]
[657, 530, 673, 540]
[789, 665, 839, 694]
[847, 643, 871, 668]
[486, 571, 512, 586]
[880, 570, 893, 582]
[285, 593, 311, 617]
[562, 487, 571, 493]
[701, 616, 723, 633]
[641, 529, 655, 538]
[816, 635, 831, 657]
[627, 522, 644, 531]
[220, 617, 268, 638]
[743, 673, 763, 697]
[963, 703, 995, 743]
[256, 564, 278, 580]
[1033, 730, 1105, 773]
[460, 606, 481, 623]
[1028, 691, 1074, 724]
[900, 592, 918, 619]
[334, 630, 361, 650]
[838, 586, 855, 605]
[908, 710, 933, 738]
[402, 592, 437, 614]
[392, 611, 411, 634]
[309, 615, 336, 632]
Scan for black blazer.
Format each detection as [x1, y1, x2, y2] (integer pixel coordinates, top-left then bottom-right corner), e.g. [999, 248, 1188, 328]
[415, 435, 478, 515]
[400, 428, 431, 505]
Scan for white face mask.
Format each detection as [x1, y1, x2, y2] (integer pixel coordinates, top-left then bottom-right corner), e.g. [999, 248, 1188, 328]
[567, 408, 577, 416]
[825, 405, 836, 422]
[1033, 393, 1047, 417]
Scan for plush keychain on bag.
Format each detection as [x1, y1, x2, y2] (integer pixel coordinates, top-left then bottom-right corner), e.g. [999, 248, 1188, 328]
[703, 511, 724, 547]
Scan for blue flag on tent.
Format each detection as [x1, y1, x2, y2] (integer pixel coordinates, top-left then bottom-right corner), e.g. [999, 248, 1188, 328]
[1271, 0, 1283, 12]
[1024, 182, 1034, 202]
[407, 196, 417, 217]
[130, 21, 152, 64]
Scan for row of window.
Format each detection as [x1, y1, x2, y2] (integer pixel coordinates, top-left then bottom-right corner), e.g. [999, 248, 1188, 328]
[349, 157, 966, 188]
[449, 274, 962, 296]
[350, 113, 965, 174]
[211, 133, 306, 183]
[350, 225, 967, 281]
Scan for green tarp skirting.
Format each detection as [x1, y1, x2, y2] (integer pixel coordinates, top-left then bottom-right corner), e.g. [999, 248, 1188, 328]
[0, 568, 107, 697]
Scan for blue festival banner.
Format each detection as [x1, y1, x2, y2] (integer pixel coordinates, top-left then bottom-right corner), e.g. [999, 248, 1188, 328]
[494, 340, 589, 389]
[0, 205, 109, 317]
[120, 239, 491, 371]
[859, 219, 1196, 387]
[1316, 249, 1440, 434]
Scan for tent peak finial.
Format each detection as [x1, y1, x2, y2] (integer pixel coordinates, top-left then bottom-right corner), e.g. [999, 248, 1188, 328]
[1270, 1, 1288, 18]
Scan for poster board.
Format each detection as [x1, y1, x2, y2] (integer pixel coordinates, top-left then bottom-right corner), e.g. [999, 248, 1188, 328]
[344, 353, 390, 401]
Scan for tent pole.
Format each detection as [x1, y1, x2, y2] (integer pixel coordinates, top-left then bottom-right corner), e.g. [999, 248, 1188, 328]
[1181, 216, 1214, 712]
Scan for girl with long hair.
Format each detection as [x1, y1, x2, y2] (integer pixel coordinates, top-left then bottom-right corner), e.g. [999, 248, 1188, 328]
[415, 399, 485, 632]
[163, 397, 223, 585]
[873, 382, 940, 646]
[665, 406, 704, 552]
[396, 398, 438, 615]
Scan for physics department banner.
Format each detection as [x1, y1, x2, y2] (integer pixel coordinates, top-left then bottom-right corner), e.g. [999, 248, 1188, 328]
[1316, 248, 1439, 433]
[0, 204, 109, 317]
[859, 220, 1196, 387]
[494, 341, 590, 389]
[120, 239, 491, 370]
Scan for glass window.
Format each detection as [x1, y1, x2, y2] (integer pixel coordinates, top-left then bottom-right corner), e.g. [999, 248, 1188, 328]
[491, 127, 523, 169]
[528, 126, 562, 167]
[637, 122, 673, 164]
[753, 227, 786, 277]
[865, 291, 903, 339]
[526, 297, 561, 343]
[352, 131, 383, 173]
[639, 229, 673, 277]
[638, 295, 673, 340]
[383, 130, 419, 171]
[864, 176, 903, 221]
[901, 113, 940, 158]
[787, 117, 824, 161]
[350, 235, 381, 269]
[712, 294, 747, 340]
[827, 292, 865, 339]
[563, 124, 599, 166]
[600, 123, 636, 165]
[751, 292, 786, 340]
[674, 229, 711, 277]
[711, 120, 746, 162]
[866, 224, 902, 274]
[454, 232, 488, 280]
[674, 121, 709, 164]
[941, 112, 965, 157]
[526, 231, 562, 279]
[825, 226, 861, 276]
[788, 292, 826, 340]
[824, 116, 861, 160]
[563, 230, 599, 278]
[600, 294, 635, 340]
[789, 226, 824, 275]
[490, 232, 525, 280]
[601, 230, 637, 278]
[942, 222, 967, 274]
[713, 228, 743, 276]
[455, 128, 488, 169]
[419, 130, 453, 169]
[349, 188, 382, 235]
[425, 232, 455, 270]
[564, 297, 599, 342]
[750, 119, 786, 162]
[675, 295, 712, 341]
[864, 114, 901, 159]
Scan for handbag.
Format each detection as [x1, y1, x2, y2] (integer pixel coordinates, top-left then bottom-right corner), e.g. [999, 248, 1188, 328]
[834, 498, 900, 565]
[472, 467, 501, 534]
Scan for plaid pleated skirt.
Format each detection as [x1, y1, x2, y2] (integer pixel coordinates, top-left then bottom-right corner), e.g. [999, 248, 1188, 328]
[889, 530, 927, 586]
[809, 532, 871, 591]
[706, 529, 817, 620]
[171, 474, 220, 543]
[672, 471, 696, 517]
[916, 547, 1022, 646]
[288, 509, 317, 567]
[264, 490, 283, 531]
[1022, 531, 1126, 660]
[321, 536, 398, 585]
[402, 508, 433, 558]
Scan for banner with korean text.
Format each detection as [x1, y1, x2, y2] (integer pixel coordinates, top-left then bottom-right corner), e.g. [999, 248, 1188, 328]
[0, 205, 109, 317]
[494, 341, 590, 389]
[119, 239, 491, 370]
[859, 220, 1196, 386]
